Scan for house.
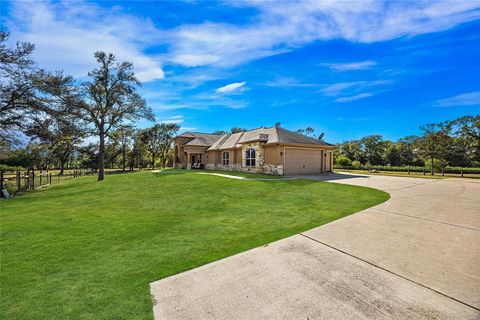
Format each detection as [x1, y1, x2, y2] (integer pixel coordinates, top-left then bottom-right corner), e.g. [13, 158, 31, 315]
[173, 127, 335, 175]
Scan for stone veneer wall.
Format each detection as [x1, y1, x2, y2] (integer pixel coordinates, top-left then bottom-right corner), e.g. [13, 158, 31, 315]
[204, 143, 285, 175]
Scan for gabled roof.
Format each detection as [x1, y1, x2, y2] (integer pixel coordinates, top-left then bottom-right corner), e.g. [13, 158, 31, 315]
[175, 132, 222, 147]
[207, 127, 333, 150]
[208, 132, 244, 149]
[238, 127, 278, 144]
[276, 127, 334, 146]
[176, 132, 215, 139]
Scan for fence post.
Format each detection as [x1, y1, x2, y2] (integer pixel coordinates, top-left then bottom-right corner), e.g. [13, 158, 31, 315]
[49, 173, 52, 185]
[39, 173, 42, 187]
[25, 170, 29, 191]
[423, 168, 426, 175]
[31, 168, 35, 190]
[0, 171, 3, 198]
[16, 171, 21, 193]
[461, 169, 464, 178]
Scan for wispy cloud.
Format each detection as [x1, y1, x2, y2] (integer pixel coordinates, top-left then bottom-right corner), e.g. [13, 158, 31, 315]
[216, 81, 246, 93]
[149, 90, 248, 111]
[433, 91, 480, 107]
[320, 60, 377, 71]
[6, 1, 164, 82]
[261, 77, 316, 88]
[179, 127, 197, 132]
[156, 115, 184, 124]
[6, 0, 480, 84]
[167, 1, 480, 67]
[335, 93, 373, 102]
[321, 80, 390, 96]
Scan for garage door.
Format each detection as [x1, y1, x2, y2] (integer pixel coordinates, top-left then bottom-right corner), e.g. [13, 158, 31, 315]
[284, 148, 322, 175]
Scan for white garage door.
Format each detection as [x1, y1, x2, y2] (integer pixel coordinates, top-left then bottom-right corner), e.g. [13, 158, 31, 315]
[284, 148, 322, 175]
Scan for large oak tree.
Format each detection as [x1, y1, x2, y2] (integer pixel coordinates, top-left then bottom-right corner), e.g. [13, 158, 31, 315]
[71, 52, 154, 181]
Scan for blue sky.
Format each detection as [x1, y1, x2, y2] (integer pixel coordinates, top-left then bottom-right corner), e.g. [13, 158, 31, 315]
[1, 0, 479, 143]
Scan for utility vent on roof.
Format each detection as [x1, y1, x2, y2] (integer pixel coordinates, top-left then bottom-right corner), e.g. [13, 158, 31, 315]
[259, 134, 269, 141]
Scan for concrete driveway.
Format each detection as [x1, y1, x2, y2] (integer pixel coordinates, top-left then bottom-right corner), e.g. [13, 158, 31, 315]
[150, 173, 480, 319]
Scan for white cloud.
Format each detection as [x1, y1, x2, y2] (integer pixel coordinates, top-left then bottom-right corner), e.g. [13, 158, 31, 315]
[335, 93, 373, 102]
[261, 77, 315, 88]
[6, 1, 164, 82]
[167, 1, 480, 67]
[321, 80, 390, 96]
[320, 60, 377, 71]
[433, 91, 480, 107]
[156, 115, 184, 124]
[180, 127, 197, 132]
[216, 81, 246, 93]
[172, 54, 220, 67]
[150, 104, 191, 111]
[148, 90, 248, 110]
[5, 0, 480, 88]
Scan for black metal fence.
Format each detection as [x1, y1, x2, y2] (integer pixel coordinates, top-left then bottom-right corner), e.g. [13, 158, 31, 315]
[0, 169, 95, 198]
[334, 165, 480, 176]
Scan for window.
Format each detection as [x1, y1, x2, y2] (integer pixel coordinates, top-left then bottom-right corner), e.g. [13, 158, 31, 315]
[222, 151, 230, 165]
[245, 148, 256, 167]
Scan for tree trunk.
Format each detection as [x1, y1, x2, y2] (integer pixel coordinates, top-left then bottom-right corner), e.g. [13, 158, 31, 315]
[122, 146, 126, 171]
[59, 161, 65, 175]
[152, 153, 155, 170]
[98, 129, 105, 181]
[430, 155, 434, 175]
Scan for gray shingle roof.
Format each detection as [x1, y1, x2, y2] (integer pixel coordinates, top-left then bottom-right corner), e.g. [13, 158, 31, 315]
[176, 132, 222, 147]
[238, 127, 278, 144]
[276, 127, 334, 146]
[208, 132, 243, 149]
[206, 127, 333, 150]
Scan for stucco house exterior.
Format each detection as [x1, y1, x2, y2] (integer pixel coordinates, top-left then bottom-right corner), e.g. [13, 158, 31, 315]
[173, 127, 335, 175]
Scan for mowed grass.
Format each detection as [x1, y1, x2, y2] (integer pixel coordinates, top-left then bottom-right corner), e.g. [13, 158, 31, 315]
[1, 171, 389, 320]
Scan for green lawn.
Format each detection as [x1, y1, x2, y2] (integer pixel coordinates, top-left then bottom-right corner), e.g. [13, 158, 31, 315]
[159, 168, 283, 179]
[1, 171, 389, 320]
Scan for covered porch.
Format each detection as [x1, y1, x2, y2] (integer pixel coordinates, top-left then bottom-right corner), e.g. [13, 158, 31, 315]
[181, 146, 208, 169]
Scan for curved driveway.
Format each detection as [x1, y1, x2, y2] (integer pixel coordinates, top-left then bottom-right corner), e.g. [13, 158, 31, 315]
[150, 173, 480, 319]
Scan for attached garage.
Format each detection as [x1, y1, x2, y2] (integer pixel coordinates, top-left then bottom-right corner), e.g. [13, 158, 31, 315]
[175, 126, 335, 176]
[284, 148, 323, 175]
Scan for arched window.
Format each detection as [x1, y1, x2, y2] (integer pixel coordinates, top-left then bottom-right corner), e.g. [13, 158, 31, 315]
[222, 151, 230, 165]
[245, 148, 256, 167]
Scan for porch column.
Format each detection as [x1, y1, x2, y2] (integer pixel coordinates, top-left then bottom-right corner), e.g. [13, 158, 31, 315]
[186, 152, 192, 170]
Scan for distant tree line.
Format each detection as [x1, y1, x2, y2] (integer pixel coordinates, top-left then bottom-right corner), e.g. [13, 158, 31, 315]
[0, 32, 179, 181]
[335, 115, 480, 174]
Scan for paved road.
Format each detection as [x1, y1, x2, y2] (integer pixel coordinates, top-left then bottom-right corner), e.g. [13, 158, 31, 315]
[150, 173, 480, 319]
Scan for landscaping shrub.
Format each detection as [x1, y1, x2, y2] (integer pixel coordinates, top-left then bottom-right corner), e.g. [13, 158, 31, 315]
[335, 155, 352, 167]
[0, 164, 25, 172]
[351, 160, 361, 169]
